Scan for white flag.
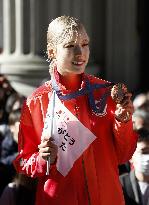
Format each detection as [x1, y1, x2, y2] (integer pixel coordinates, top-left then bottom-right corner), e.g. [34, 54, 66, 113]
[42, 92, 97, 177]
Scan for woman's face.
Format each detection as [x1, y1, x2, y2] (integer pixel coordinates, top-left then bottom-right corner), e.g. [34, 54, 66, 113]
[53, 26, 90, 76]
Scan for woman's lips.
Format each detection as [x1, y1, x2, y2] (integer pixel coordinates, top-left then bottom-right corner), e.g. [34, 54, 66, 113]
[72, 61, 85, 66]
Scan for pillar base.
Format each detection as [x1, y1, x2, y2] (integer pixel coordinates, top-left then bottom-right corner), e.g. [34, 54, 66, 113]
[0, 54, 49, 97]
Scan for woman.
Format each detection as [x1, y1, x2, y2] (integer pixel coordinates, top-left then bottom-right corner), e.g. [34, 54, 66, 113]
[14, 15, 138, 205]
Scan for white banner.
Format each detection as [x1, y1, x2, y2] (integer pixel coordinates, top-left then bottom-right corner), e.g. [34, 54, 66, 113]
[42, 92, 97, 176]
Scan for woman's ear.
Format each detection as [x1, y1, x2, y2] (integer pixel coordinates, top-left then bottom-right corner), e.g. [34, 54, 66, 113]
[47, 48, 56, 60]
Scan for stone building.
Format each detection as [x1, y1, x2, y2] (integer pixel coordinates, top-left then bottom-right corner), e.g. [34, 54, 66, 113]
[0, 0, 144, 97]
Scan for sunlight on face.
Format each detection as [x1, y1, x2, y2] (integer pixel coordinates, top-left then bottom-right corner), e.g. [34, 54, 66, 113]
[135, 141, 149, 155]
[47, 16, 90, 75]
[55, 26, 90, 76]
[132, 141, 149, 165]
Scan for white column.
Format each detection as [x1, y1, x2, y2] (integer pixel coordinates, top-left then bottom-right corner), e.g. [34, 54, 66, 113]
[14, 0, 23, 55]
[0, 0, 49, 97]
[48, 0, 59, 18]
[3, 0, 11, 54]
[29, 0, 36, 55]
[105, 0, 139, 91]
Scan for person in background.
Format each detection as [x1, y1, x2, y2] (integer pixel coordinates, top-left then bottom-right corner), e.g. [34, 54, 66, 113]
[14, 15, 138, 205]
[120, 128, 149, 205]
[119, 107, 149, 176]
[0, 74, 17, 125]
[0, 108, 37, 205]
[133, 109, 149, 132]
[0, 109, 21, 196]
[0, 173, 37, 205]
[133, 92, 149, 112]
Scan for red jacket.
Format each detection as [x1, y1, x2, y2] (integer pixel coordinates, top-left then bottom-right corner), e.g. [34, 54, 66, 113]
[14, 72, 138, 205]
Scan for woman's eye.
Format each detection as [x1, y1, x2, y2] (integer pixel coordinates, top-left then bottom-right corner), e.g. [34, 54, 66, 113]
[65, 44, 74, 48]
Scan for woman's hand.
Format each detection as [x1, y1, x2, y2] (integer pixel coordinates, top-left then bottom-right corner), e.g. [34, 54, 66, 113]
[38, 136, 58, 164]
[115, 92, 134, 123]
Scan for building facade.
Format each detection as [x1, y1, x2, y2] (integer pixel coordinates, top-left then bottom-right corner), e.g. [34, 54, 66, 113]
[0, 0, 140, 96]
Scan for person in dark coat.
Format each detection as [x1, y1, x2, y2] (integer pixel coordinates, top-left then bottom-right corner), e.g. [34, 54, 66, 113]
[120, 128, 149, 205]
[0, 109, 21, 196]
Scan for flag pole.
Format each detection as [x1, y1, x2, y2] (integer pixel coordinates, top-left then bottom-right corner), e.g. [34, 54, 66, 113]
[46, 90, 56, 175]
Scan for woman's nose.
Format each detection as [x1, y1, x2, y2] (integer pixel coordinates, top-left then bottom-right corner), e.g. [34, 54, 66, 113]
[74, 45, 82, 55]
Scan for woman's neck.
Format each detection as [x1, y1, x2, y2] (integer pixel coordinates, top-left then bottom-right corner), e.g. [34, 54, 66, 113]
[59, 73, 82, 91]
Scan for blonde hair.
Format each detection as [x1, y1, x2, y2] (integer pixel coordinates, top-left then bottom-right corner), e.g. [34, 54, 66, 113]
[47, 15, 84, 74]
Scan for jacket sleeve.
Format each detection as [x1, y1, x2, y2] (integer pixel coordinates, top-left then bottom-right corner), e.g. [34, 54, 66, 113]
[113, 119, 138, 165]
[13, 100, 57, 178]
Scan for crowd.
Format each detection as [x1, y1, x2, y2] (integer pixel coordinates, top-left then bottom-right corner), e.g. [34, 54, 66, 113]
[0, 74, 36, 205]
[0, 78, 149, 205]
[120, 91, 149, 205]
